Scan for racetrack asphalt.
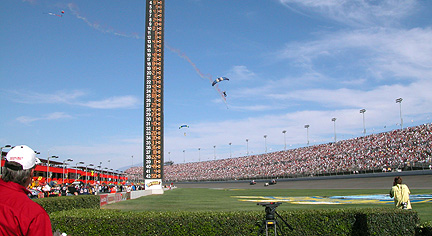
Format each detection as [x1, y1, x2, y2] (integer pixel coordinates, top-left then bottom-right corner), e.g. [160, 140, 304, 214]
[174, 170, 432, 189]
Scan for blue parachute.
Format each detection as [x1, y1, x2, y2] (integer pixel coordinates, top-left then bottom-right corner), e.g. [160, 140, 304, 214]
[179, 124, 189, 136]
[212, 77, 229, 86]
[179, 125, 189, 129]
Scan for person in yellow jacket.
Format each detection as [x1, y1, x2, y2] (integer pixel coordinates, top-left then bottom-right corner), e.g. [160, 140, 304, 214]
[390, 176, 412, 209]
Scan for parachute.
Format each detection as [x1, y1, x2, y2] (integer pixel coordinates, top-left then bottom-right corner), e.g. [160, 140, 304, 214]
[212, 77, 229, 86]
[179, 124, 189, 136]
[45, 10, 65, 17]
[212, 77, 230, 108]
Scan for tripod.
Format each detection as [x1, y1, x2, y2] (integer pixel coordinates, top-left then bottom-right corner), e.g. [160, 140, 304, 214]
[258, 202, 293, 236]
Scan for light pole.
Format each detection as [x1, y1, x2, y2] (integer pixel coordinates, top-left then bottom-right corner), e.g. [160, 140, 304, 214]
[282, 130, 286, 151]
[75, 161, 84, 182]
[47, 155, 58, 183]
[229, 143, 232, 158]
[198, 148, 201, 162]
[97, 165, 102, 184]
[85, 164, 94, 185]
[98, 161, 102, 183]
[360, 109, 366, 135]
[183, 150, 186, 163]
[332, 118, 337, 142]
[0, 145, 12, 177]
[396, 98, 403, 129]
[62, 159, 73, 184]
[118, 170, 123, 184]
[131, 155, 134, 167]
[213, 145, 216, 160]
[104, 167, 108, 184]
[246, 139, 249, 157]
[263, 135, 267, 153]
[304, 125, 310, 146]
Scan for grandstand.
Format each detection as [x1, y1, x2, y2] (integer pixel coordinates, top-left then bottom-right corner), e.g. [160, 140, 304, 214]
[125, 123, 432, 182]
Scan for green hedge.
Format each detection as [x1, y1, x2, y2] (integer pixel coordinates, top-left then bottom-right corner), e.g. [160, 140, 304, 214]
[33, 195, 100, 213]
[50, 208, 419, 236]
[416, 221, 432, 236]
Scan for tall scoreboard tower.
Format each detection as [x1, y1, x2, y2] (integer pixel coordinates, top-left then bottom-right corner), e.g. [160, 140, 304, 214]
[144, 0, 164, 193]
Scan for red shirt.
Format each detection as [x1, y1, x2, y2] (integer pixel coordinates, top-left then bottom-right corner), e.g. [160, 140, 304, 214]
[0, 179, 53, 236]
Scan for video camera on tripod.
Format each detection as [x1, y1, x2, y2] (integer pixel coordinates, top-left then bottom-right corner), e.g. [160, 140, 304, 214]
[258, 202, 281, 222]
[257, 202, 293, 236]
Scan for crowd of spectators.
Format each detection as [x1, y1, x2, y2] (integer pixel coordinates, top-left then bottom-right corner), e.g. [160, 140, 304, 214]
[28, 182, 143, 199]
[126, 124, 432, 182]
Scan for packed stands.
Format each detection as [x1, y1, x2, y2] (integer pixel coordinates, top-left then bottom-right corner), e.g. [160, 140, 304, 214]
[125, 123, 432, 182]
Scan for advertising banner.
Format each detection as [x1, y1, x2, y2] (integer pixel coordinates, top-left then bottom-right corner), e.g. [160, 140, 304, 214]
[145, 179, 162, 190]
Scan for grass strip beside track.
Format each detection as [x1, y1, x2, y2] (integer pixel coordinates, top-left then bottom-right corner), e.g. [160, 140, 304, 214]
[103, 188, 432, 222]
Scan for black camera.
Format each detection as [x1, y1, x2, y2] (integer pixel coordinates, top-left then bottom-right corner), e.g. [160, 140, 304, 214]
[256, 202, 293, 234]
[257, 202, 282, 208]
[258, 202, 282, 221]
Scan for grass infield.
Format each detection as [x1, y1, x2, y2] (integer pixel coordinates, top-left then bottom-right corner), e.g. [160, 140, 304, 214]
[103, 188, 432, 223]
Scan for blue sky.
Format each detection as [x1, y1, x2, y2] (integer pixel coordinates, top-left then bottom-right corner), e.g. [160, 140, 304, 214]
[1, 0, 432, 171]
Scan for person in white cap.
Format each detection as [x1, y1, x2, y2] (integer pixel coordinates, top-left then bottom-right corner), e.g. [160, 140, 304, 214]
[0, 145, 53, 235]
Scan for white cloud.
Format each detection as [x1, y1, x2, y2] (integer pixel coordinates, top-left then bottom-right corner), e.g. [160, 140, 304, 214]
[229, 104, 278, 112]
[279, 0, 418, 27]
[278, 27, 432, 82]
[17, 112, 73, 125]
[80, 96, 140, 109]
[227, 65, 256, 82]
[8, 90, 141, 109]
[10, 90, 85, 104]
[223, 27, 432, 112]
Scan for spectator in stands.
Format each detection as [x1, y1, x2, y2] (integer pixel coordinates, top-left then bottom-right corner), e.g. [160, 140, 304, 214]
[126, 185, 132, 193]
[0, 145, 53, 235]
[122, 124, 431, 182]
[155, 123, 431, 182]
[42, 183, 51, 197]
[390, 176, 412, 209]
[60, 184, 68, 196]
[110, 185, 117, 193]
[79, 186, 84, 195]
[67, 183, 76, 196]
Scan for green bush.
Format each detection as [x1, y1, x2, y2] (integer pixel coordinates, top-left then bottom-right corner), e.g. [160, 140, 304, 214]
[360, 208, 419, 236]
[416, 221, 432, 236]
[34, 195, 100, 214]
[51, 210, 259, 235]
[49, 208, 419, 236]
